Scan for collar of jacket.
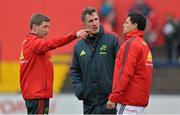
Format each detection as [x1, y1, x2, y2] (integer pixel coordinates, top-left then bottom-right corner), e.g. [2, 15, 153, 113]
[84, 25, 104, 44]
[125, 30, 144, 40]
[26, 33, 38, 38]
[26, 33, 45, 39]
[98, 25, 104, 36]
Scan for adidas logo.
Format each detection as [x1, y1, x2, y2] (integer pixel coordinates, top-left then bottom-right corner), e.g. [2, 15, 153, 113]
[80, 50, 86, 56]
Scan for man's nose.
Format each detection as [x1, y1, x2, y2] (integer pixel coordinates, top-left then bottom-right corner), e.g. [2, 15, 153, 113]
[46, 28, 50, 32]
[93, 20, 97, 25]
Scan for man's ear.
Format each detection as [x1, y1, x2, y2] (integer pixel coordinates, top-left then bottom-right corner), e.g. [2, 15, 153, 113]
[134, 23, 138, 30]
[82, 23, 86, 29]
[32, 24, 37, 30]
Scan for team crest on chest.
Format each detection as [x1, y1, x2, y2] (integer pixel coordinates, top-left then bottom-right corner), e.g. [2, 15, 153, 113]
[99, 45, 107, 55]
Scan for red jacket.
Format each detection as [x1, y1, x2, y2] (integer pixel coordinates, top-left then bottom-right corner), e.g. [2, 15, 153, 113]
[109, 30, 153, 106]
[20, 33, 76, 99]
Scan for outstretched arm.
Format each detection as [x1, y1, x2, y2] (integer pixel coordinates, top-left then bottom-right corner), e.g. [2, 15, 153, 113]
[31, 29, 89, 54]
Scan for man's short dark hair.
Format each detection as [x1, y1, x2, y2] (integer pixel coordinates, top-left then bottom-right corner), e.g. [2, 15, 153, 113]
[30, 13, 50, 30]
[128, 12, 146, 31]
[81, 7, 97, 23]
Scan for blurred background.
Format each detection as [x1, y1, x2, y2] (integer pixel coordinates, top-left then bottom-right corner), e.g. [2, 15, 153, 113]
[0, 0, 180, 114]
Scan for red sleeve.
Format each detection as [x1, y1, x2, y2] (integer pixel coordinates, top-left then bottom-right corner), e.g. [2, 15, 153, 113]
[109, 39, 140, 103]
[31, 32, 76, 54]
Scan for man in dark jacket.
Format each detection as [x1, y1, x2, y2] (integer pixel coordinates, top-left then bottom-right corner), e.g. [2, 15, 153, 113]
[70, 7, 123, 114]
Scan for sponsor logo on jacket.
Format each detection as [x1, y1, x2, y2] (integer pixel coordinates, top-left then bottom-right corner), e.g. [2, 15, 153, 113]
[80, 50, 86, 56]
[146, 51, 153, 66]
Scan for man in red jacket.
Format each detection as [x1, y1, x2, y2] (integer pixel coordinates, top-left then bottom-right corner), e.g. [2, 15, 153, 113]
[19, 13, 89, 114]
[107, 12, 153, 114]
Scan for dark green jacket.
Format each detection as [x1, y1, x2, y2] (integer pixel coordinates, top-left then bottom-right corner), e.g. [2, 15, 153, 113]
[70, 27, 123, 114]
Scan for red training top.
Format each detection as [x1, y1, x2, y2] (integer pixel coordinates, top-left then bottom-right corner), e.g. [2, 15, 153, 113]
[20, 33, 76, 99]
[109, 30, 153, 107]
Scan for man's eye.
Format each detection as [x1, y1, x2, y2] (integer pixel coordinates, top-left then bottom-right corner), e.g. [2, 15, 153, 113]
[89, 20, 93, 23]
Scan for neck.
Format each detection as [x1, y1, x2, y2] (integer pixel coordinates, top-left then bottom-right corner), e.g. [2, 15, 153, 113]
[126, 30, 144, 39]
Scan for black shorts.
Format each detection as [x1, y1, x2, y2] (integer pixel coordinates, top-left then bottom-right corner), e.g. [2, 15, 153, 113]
[25, 98, 49, 114]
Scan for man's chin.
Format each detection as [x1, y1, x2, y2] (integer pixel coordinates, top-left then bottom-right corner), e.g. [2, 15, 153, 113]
[123, 30, 128, 34]
[92, 30, 99, 34]
[43, 35, 48, 38]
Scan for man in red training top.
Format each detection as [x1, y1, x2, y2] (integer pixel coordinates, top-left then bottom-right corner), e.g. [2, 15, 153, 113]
[19, 13, 89, 114]
[107, 12, 153, 114]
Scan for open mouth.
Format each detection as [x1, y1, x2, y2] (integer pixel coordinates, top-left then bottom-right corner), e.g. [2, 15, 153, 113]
[93, 27, 98, 30]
